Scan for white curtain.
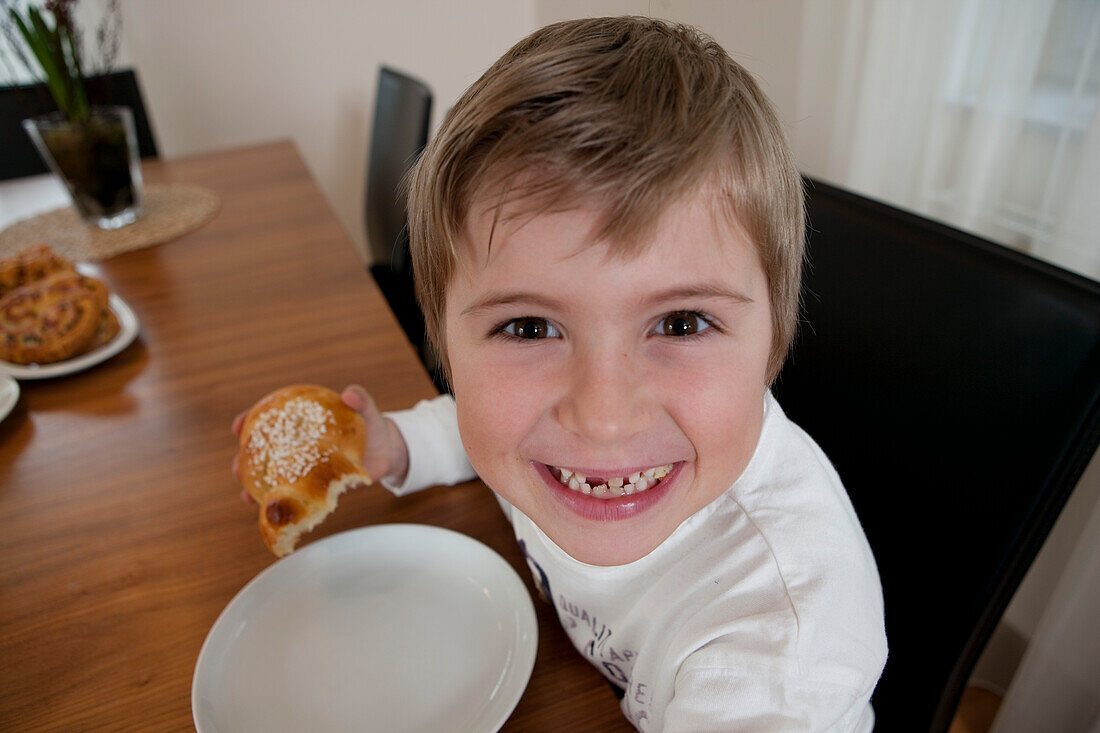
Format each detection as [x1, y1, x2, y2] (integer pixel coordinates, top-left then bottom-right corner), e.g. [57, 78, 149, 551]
[830, 0, 966, 208]
[827, 0, 1100, 282]
[1038, 95, 1100, 278]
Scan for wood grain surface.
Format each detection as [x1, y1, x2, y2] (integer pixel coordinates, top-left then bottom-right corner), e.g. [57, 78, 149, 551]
[0, 142, 633, 732]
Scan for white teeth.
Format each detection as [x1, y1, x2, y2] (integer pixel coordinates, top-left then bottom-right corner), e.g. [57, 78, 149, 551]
[551, 463, 673, 499]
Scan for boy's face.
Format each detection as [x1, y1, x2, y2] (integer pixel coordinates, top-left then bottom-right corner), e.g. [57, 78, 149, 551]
[444, 188, 772, 566]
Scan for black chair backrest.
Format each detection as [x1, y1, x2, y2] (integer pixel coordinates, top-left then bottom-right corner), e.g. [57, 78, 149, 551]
[0, 68, 158, 181]
[772, 178, 1100, 732]
[365, 66, 433, 377]
[365, 66, 431, 275]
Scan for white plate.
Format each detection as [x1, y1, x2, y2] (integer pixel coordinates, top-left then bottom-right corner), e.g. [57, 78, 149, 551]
[0, 375, 18, 421]
[192, 524, 538, 733]
[0, 294, 139, 380]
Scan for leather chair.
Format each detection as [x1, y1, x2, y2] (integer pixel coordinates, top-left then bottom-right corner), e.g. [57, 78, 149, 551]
[364, 65, 435, 383]
[0, 68, 158, 181]
[772, 178, 1100, 732]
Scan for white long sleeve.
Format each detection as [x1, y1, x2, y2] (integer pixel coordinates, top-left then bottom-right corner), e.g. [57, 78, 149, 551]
[380, 395, 476, 496]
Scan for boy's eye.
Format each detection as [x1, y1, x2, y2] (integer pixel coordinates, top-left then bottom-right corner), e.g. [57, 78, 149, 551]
[657, 312, 710, 337]
[501, 317, 560, 339]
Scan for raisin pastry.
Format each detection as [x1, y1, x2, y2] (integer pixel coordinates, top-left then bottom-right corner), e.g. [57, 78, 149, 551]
[0, 244, 73, 298]
[0, 271, 108, 365]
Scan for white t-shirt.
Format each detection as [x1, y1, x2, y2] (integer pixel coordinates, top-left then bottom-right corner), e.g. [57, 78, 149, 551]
[383, 392, 887, 732]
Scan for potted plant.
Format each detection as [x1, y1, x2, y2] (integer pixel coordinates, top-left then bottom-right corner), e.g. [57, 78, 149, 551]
[3, 0, 143, 229]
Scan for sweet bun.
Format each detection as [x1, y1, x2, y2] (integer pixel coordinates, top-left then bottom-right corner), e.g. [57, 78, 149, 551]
[238, 384, 372, 556]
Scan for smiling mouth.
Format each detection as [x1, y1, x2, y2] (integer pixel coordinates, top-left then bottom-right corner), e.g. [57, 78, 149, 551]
[547, 464, 673, 499]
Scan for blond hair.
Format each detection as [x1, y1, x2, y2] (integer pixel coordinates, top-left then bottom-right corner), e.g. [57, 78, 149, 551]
[408, 16, 804, 384]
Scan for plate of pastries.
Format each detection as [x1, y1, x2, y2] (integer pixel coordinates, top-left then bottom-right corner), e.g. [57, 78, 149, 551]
[0, 244, 139, 379]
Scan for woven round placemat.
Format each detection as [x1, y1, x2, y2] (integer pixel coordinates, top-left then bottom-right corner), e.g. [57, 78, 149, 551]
[0, 183, 221, 262]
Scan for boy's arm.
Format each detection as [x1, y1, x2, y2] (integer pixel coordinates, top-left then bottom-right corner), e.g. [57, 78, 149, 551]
[381, 394, 477, 495]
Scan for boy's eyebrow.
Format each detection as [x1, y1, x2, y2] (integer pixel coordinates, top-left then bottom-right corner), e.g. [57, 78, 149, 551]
[642, 283, 754, 307]
[461, 292, 565, 317]
[461, 283, 752, 317]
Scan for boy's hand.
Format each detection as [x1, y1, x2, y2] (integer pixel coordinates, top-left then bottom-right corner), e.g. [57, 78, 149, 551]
[338, 384, 410, 487]
[230, 384, 410, 505]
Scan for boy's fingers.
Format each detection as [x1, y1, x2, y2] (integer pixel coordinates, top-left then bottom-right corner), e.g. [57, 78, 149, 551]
[231, 411, 246, 436]
[231, 452, 239, 479]
[240, 488, 256, 505]
[341, 384, 374, 415]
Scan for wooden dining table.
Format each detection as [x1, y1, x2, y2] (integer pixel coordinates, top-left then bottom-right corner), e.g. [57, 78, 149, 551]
[0, 141, 635, 732]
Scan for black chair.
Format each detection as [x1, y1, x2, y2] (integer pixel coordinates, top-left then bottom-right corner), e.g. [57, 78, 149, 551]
[0, 68, 158, 181]
[772, 178, 1100, 732]
[364, 65, 434, 377]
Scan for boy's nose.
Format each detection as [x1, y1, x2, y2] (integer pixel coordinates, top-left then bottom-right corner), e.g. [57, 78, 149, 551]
[554, 349, 652, 446]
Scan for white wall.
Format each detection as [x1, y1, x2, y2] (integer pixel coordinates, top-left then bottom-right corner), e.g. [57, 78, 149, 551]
[793, 0, 854, 180]
[117, 0, 536, 262]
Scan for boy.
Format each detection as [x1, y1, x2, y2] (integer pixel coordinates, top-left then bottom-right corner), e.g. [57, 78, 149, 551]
[248, 16, 887, 732]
